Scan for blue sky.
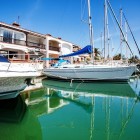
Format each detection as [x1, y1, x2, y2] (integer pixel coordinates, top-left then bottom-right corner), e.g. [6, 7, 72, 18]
[0, 0, 140, 57]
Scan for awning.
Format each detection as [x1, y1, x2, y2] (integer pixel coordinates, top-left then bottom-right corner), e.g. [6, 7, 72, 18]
[0, 43, 29, 52]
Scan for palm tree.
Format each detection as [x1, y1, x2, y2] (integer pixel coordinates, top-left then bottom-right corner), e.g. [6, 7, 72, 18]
[129, 55, 140, 63]
[113, 53, 121, 60]
[94, 48, 100, 60]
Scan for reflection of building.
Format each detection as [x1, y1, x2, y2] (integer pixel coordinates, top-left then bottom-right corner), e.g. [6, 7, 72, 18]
[20, 80, 140, 140]
[21, 87, 68, 116]
[42, 88, 139, 140]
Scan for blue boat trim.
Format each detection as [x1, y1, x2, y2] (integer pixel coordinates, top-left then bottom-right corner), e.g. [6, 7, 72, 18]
[0, 55, 9, 63]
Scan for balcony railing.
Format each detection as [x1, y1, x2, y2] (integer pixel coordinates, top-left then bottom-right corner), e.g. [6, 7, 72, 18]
[49, 46, 60, 52]
[0, 36, 45, 49]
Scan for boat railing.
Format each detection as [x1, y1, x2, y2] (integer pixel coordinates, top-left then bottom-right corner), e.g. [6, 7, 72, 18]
[9, 59, 43, 63]
[0, 53, 44, 63]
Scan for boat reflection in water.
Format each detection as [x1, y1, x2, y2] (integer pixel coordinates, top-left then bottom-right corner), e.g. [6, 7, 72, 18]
[40, 79, 140, 140]
[42, 79, 138, 98]
[0, 95, 26, 123]
[1, 78, 140, 140]
[0, 94, 42, 140]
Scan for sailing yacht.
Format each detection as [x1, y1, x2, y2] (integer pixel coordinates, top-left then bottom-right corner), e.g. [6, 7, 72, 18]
[43, 0, 136, 81]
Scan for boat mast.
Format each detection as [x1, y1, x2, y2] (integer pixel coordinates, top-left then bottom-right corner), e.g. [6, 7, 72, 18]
[87, 0, 94, 63]
[125, 21, 128, 63]
[101, 32, 103, 58]
[106, 7, 110, 59]
[123, 12, 140, 55]
[104, 0, 107, 60]
[107, 0, 134, 56]
[120, 8, 123, 61]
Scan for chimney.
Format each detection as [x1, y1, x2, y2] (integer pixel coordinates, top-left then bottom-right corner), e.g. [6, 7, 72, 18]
[12, 22, 20, 27]
[46, 34, 52, 36]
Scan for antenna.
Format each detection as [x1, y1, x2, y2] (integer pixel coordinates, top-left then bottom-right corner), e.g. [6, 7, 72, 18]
[17, 16, 20, 24]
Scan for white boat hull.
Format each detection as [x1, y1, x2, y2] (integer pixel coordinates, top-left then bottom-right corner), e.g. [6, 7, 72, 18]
[43, 65, 136, 81]
[0, 77, 26, 99]
[0, 62, 42, 99]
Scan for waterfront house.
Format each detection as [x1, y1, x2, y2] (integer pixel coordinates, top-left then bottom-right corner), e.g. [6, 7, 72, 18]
[0, 21, 84, 68]
[45, 34, 74, 67]
[0, 22, 46, 67]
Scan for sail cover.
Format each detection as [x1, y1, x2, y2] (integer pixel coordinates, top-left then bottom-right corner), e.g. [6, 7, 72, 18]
[59, 45, 92, 58]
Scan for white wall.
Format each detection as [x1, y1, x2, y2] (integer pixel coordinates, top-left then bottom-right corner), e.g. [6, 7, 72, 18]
[61, 43, 72, 55]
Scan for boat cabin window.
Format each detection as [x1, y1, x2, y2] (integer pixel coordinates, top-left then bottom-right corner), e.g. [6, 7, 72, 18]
[75, 66, 80, 68]
[9, 51, 18, 59]
[0, 51, 8, 58]
[0, 50, 24, 60]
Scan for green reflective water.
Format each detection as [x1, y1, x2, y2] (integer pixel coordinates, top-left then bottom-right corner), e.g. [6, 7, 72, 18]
[0, 77, 140, 140]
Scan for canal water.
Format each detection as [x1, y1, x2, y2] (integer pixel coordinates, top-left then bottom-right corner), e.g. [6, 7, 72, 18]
[0, 77, 140, 140]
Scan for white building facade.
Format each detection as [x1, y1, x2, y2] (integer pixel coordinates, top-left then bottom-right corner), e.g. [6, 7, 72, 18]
[0, 21, 82, 68]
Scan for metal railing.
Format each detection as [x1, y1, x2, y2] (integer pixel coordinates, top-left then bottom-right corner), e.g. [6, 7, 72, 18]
[49, 46, 60, 52]
[0, 36, 45, 49]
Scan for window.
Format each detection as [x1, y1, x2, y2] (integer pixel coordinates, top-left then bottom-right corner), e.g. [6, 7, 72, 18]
[3, 31, 12, 43]
[14, 33, 25, 45]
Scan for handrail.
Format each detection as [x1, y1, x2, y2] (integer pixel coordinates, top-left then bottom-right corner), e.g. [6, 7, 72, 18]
[49, 46, 60, 52]
[0, 36, 45, 49]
